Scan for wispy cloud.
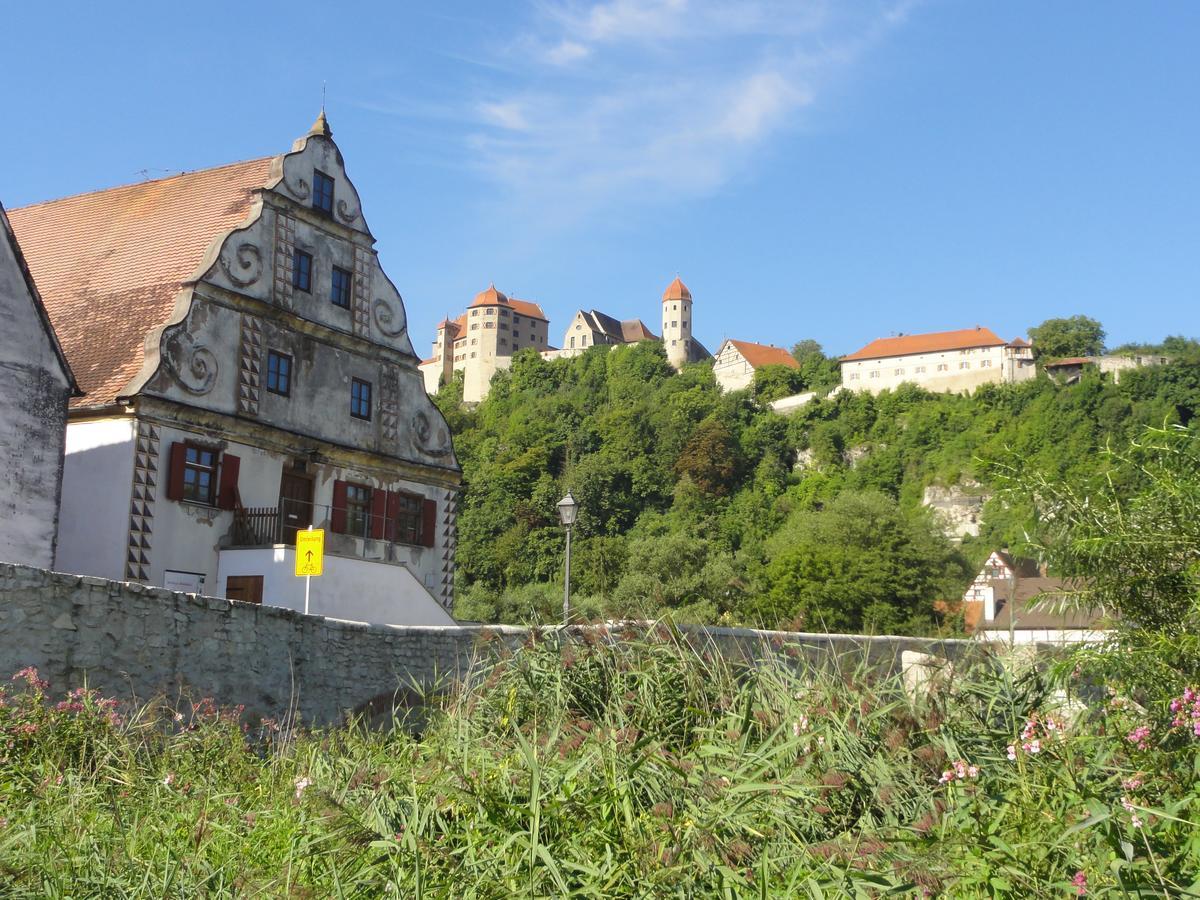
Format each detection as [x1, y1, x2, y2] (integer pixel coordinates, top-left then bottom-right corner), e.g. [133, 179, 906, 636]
[372, 1, 920, 226]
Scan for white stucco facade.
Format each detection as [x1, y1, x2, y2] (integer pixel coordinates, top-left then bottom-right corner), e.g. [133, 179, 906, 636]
[841, 330, 1035, 395]
[216, 546, 454, 626]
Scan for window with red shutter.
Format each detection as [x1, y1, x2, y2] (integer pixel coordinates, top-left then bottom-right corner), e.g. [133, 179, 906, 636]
[421, 498, 437, 548]
[216, 454, 241, 510]
[370, 489, 387, 540]
[166, 442, 187, 501]
[331, 480, 348, 533]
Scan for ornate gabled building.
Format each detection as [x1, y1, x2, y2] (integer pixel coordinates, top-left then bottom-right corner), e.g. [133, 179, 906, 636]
[0, 202, 80, 568]
[9, 113, 460, 625]
[418, 285, 550, 403]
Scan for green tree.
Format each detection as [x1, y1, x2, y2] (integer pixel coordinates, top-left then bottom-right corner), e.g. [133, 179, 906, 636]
[674, 418, 742, 496]
[1028, 315, 1105, 360]
[752, 491, 969, 633]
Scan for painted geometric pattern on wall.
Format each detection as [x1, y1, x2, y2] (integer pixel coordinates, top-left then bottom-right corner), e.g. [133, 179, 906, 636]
[125, 421, 159, 582]
[352, 246, 372, 338]
[379, 366, 400, 444]
[238, 314, 264, 416]
[439, 489, 458, 610]
[272, 212, 296, 309]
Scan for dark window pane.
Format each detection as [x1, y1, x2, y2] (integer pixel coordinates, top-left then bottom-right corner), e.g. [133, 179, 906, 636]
[293, 250, 312, 292]
[351, 378, 372, 419]
[331, 266, 351, 308]
[267, 351, 292, 396]
[313, 170, 335, 214]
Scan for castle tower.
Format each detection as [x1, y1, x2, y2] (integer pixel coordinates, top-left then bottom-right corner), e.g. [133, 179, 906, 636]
[661, 276, 693, 369]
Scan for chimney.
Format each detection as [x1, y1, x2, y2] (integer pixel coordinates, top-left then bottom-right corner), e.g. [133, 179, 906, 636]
[982, 584, 996, 622]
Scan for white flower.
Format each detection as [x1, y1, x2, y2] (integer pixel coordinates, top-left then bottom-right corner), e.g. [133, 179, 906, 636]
[294, 776, 312, 799]
[162, 773, 175, 788]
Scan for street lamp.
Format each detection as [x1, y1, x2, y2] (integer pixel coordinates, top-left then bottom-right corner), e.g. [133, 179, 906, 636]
[556, 490, 578, 624]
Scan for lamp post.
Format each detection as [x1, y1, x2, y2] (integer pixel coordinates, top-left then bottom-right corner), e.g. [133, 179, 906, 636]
[556, 490, 578, 625]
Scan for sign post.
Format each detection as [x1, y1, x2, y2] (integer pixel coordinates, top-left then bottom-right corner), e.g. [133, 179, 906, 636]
[294, 527, 324, 615]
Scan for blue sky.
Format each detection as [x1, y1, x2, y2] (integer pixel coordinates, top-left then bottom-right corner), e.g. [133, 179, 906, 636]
[6, 1, 1198, 356]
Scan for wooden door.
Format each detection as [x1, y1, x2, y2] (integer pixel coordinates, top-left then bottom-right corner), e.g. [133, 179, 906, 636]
[226, 575, 263, 605]
[279, 471, 314, 545]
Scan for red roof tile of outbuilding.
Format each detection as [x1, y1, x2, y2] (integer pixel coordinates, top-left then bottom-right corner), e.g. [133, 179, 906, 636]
[726, 339, 799, 370]
[841, 327, 1007, 363]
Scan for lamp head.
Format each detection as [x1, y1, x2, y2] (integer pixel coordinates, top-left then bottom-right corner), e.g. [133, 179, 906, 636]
[556, 490, 578, 528]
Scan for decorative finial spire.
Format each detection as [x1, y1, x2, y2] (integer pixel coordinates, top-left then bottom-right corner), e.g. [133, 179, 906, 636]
[308, 108, 332, 139]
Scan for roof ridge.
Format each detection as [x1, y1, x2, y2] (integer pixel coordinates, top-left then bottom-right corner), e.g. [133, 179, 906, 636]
[10, 155, 278, 212]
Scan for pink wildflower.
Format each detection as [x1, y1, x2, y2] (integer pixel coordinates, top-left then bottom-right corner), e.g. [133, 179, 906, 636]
[1121, 776, 1143, 791]
[1006, 744, 1017, 761]
[1072, 870, 1087, 895]
[792, 716, 809, 736]
[1126, 725, 1152, 751]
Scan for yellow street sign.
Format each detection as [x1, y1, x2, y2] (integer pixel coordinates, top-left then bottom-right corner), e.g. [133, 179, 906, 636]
[295, 529, 324, 577]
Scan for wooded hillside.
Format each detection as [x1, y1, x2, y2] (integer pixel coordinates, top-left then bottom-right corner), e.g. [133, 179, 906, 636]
[435, 335, 1200, 633]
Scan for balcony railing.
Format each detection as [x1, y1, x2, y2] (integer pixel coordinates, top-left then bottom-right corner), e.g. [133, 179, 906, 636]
[232, 506, 282, 546]
[228, 498, 424, 554]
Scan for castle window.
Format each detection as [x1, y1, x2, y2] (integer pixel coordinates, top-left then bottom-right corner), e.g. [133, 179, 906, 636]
[486, 308, 495, 316]
[849, 372, 860, 381]
[470, 352, 476, 358]
[869, 370, 880, 378]
[980, 359, 992, 368]
[959, 361, 970, 370]
[570, 337, 575, 348]
[499, 308, 509, 317]
[293, 250, 312, 292]
[484, 321, 494, 329]
[471, 338, 477, 346]
[350, 378, 372, 420]
[671, 340, 677, 346]
[914, 366, 926, 374]
[266, 351, 292, 396]
[937, 363, 949, 371]
[313, 170, 335, 215]
[500, 339, 508, 347]
[514, 315, 521, 325]
[182, 445, 217, 504]
[471, 309, 479, 317]
[470, 323, 479, 331]
[671, 321, 677, 328]
[895, 368, 904, 376]
[330, 266, 352, 308]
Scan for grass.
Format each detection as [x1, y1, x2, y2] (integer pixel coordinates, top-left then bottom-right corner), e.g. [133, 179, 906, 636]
[1, 630, 1198, 897]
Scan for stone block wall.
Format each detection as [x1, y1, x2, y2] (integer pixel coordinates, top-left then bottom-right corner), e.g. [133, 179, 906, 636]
[0, 563, 984, 726]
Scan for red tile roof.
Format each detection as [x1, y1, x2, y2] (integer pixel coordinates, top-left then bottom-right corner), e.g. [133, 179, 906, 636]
[662, 276, 691, 303]
[465, 284, 547, 321]
[508, 298, 547, 321]
[726, 339, 799, 370]
[9, 157, 275, 407]
[841, 327, 1007, 363]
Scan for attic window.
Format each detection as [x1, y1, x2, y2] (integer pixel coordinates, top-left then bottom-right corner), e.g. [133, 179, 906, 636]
[313, 170, 334, 215]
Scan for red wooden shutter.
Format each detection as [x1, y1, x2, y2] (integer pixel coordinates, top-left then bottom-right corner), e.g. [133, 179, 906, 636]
[369, 488, 387, 540]
[421, 498, 437, 548]
[331, 480, 348, 533]
[216, 453, 241, 510]
[166, 442, 187, 501]
[384, 490, 400, 542]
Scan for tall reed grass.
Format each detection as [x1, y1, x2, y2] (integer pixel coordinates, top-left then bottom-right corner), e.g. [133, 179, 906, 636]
[1, 630, 1197, 897]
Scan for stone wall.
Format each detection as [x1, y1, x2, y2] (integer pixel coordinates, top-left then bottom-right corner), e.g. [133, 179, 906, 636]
[0, 562, 983, 726]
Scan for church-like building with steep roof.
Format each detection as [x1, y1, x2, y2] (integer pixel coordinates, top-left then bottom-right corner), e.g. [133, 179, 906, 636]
[9, 113, 461, 625]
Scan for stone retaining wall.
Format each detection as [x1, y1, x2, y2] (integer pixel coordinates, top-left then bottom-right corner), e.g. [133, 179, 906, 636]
[0, 562, 984, 725]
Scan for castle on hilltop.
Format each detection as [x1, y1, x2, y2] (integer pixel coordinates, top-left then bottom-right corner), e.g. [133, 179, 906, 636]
[420, 276, 711, 402]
